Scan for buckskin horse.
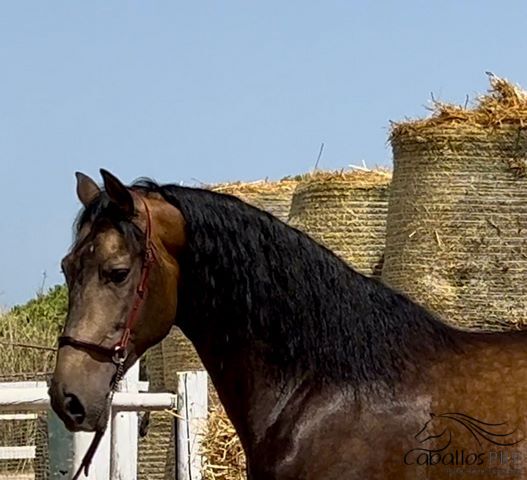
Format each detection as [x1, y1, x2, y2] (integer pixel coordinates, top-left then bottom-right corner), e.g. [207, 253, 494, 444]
[50, 170, 527, 479]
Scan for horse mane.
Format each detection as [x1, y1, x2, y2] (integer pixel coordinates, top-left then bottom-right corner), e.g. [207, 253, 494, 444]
[76, 178, 460, 388]
[126, 179, 461, 389]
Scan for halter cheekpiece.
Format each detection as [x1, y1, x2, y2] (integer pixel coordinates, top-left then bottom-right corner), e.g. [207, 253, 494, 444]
[58, 196, 157, 367]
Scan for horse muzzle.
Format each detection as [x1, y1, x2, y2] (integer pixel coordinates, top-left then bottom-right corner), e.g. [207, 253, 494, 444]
[49, 379, 109, 433]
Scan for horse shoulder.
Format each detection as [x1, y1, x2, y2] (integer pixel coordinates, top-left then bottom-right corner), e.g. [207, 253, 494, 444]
[248, 385, 366, 479]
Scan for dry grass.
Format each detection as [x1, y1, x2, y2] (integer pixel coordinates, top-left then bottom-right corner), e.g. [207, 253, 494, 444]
[0, 285, 66, 381]
[0, 287, 66, 479]
[210, 178, 299, 196]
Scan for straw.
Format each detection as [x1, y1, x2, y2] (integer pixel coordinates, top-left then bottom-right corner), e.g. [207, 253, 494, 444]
[202, 405, 246, 480]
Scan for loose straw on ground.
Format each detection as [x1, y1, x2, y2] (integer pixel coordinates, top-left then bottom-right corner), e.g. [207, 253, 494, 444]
[201, 405, 246, 480]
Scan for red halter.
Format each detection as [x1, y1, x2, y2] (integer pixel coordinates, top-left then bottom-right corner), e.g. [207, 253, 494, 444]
[58, 197, 157, 365]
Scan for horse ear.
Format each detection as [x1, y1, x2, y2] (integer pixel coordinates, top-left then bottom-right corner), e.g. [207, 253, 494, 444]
[100, 169, 135, 217]
[75, 172, 101, 207]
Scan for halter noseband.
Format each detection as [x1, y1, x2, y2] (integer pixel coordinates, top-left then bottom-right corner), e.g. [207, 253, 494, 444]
[58, 197, 157, 366]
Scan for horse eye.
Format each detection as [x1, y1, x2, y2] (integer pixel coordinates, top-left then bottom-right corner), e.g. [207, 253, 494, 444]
[109, 268, 130, 284]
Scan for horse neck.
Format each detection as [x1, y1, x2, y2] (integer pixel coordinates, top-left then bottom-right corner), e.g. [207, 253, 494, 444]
[168, 188, 460, 446]
[188, 332, 293, 449]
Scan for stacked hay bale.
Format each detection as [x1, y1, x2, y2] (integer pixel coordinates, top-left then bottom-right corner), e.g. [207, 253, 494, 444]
[137, 409, 175, 480]
[159, 328, 207, 391]
[288, 170, 391, 277]
[383, 76, 527, 330]
[212, 178, 298, 222]
[199, 173, 390, 479]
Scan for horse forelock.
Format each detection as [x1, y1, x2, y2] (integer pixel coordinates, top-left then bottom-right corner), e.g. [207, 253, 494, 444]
[72, 191, 145, 254]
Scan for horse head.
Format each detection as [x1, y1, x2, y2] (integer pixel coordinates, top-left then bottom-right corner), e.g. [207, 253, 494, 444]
[49, 170, 185, 432]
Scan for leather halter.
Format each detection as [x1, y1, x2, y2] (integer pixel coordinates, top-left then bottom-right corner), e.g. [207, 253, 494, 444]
[58, 197, 157, 366]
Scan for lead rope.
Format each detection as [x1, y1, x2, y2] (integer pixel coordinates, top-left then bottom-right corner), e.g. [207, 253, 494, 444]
[71, 354, 126, 480]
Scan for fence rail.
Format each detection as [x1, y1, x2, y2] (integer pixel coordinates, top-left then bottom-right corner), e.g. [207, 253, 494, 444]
[0, 389, 177, 412]
[0, 446, 35, 460]
[0, 368, 208, 480]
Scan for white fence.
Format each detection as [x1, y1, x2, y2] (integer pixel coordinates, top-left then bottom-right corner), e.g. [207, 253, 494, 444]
[0, 367, 208, 480]
[0, 412, 37, 462]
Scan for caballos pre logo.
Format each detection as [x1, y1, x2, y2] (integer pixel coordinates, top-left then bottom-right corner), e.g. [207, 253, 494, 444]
[404, 412, 524, 470]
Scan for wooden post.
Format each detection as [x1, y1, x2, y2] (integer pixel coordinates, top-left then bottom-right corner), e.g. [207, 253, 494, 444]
[47, 410, 74, 480]
[176, 371, 208, 480]
[110, 361, 140, 480]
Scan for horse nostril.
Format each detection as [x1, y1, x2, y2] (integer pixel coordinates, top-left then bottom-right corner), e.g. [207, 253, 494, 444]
[64, 393, 86, 425]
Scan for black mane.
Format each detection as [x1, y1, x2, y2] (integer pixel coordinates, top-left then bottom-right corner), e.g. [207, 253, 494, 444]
[130, 180, 459, 389]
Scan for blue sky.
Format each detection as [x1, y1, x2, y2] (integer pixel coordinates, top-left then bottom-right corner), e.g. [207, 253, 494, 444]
[2, 1, 527, 306]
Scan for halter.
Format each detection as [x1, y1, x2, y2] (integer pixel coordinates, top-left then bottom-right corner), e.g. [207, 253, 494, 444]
[57, 196, 157, 480]
[58, 197, 157, 366]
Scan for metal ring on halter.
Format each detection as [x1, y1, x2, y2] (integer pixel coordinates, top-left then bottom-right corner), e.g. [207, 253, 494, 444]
[112, 346, 128, 365]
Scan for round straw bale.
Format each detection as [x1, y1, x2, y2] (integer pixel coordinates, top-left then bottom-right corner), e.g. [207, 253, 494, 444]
[288, 170, 391, 277]
[212, 178, 298, 222]
[138, 411, 175, 480]
[161, 327, 206, 391]
[144, 327, 204, 392]
[383, 75, 527, 330]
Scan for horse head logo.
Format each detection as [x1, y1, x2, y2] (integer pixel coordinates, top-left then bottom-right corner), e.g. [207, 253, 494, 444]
[415, 413, 448, 444]
[414, 413, 452, 451]
[415, 412, 522, 448]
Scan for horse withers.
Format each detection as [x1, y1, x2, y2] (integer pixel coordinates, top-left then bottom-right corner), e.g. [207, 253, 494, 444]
[50, 169, 527, 479]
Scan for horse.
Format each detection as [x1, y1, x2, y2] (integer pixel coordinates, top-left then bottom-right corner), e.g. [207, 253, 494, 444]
[49, 169, 527, 479]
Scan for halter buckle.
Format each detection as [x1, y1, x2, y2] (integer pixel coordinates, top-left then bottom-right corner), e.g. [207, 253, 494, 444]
[144, 245, 156, 264]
